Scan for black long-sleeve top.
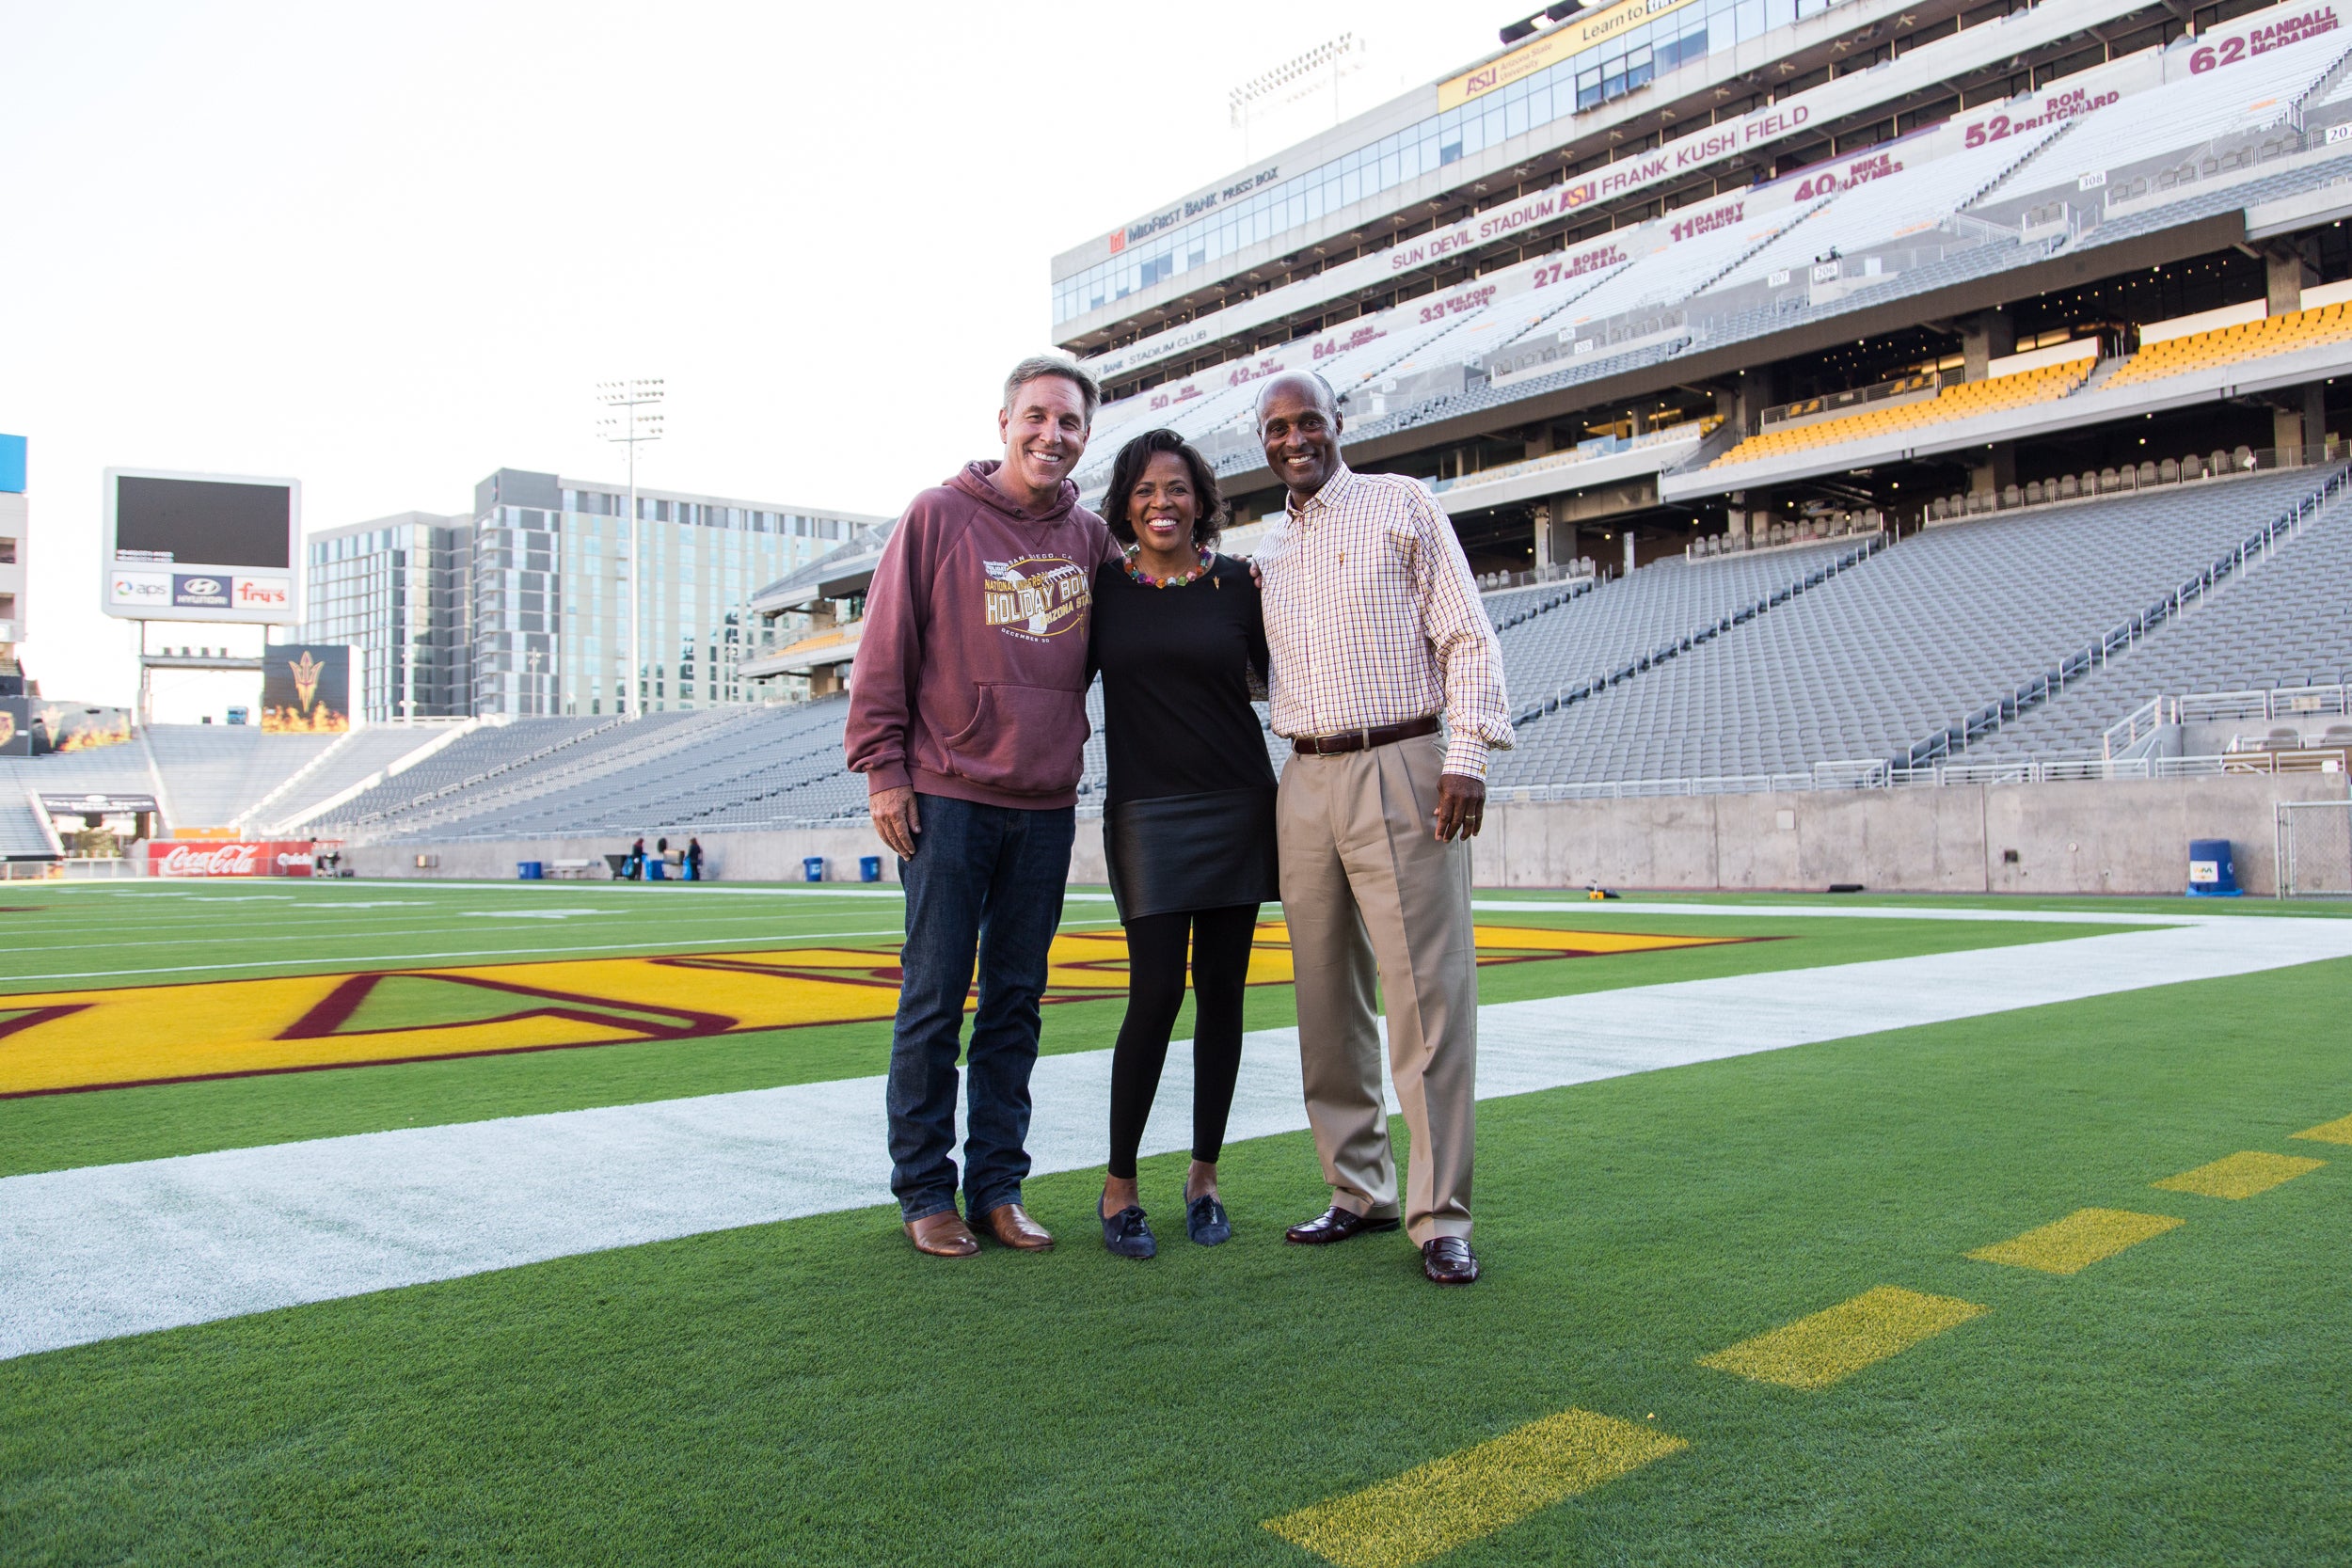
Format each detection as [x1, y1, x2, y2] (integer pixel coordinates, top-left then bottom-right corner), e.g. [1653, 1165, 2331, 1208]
[1089, 555, 1277, 808]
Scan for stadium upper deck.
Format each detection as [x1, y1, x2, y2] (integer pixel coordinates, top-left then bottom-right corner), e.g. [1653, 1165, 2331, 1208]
[1038, 0, 2352, 573]
[1055, 0, 2237, 386]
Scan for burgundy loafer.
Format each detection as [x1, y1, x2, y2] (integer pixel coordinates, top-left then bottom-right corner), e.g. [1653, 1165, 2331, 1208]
[1284, 1205, 1402, 1245]
[1422, 1236, 1480, 1285]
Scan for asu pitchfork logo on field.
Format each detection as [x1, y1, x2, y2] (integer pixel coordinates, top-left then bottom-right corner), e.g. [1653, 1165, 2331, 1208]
[981, 555, 1090, 640]
[0, 925, 1742, 1097]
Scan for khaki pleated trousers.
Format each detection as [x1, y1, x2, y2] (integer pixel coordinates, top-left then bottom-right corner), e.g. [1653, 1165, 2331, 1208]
[1276, 734, 1477, 1243]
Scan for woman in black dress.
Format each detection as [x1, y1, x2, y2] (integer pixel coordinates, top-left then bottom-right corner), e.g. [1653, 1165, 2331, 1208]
[1089, 427, 1279, 1259]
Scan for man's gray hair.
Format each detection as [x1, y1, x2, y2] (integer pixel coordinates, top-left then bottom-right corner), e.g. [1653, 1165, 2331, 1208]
[1003, 355, 1101, 424]
[1255, 370, 1341, 425]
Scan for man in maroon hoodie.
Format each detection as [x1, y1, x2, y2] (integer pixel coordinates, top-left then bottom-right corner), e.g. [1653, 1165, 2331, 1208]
[847, 356, 1120, 1259]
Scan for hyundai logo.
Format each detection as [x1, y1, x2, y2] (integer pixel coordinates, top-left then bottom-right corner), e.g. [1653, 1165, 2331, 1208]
[183, 578, 222, 594]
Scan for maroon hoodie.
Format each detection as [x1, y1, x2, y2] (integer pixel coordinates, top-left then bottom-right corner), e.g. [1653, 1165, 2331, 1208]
[845, 460, 1118, 810]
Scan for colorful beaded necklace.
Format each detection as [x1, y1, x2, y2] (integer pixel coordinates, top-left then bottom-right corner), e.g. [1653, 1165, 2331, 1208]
[1124, 545, 1215, 589]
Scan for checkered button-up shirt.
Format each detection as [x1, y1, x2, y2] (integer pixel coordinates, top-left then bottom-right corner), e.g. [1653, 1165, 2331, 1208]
[1255, 466, 1511, 779]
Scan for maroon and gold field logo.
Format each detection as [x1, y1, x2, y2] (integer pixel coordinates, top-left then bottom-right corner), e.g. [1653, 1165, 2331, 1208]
[0, 924, 1746, 1098]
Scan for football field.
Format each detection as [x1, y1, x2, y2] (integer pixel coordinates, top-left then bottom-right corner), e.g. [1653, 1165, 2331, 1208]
[3, 879, 2348, 1565]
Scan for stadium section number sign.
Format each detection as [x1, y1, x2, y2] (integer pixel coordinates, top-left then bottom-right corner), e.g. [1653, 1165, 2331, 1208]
[102, 467, 301, 626]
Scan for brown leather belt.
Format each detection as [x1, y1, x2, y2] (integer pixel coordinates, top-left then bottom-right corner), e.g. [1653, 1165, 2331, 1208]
[1291, 714, 1440, 756]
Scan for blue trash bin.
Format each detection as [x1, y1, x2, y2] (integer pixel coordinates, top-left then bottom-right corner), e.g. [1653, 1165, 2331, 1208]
[648, 858, 666, 881]
[2186, 838, 2240, 896]
[803, 856, 826, 883]
[517, 861, 543, 880]
[859, 855, 882, 883]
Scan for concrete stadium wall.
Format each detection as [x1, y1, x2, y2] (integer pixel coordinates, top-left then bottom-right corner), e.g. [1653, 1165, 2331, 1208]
[342, 772, 2347, 896]
[1469, 772, 2347, 895]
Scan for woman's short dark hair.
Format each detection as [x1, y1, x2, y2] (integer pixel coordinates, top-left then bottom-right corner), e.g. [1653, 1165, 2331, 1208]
[1103, 428, 1227, 550]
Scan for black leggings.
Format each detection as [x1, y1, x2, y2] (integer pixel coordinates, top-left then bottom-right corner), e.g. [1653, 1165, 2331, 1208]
[1105, 904, 1260, 1181]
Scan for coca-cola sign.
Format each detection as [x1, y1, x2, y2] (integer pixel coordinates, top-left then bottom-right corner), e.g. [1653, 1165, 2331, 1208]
[147, 839, 315, 878]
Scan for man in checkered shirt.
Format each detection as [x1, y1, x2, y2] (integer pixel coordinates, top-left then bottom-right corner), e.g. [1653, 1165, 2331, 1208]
[1249, 371, 1510, 1287]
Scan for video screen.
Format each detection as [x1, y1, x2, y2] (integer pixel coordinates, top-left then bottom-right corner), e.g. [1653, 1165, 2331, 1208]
[114, 476, 292, 569]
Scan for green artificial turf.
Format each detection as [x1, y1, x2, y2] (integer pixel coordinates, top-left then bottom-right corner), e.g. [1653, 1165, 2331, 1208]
[4, 945, 2348, 1565]
[0, 887, 2133, 1177]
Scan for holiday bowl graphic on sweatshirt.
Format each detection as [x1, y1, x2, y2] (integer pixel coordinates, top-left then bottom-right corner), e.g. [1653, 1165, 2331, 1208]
[982, 556, 1091, 639]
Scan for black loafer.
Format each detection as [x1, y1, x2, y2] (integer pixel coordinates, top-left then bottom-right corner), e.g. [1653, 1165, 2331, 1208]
[1185, 1193, 1232, 1246]
[1422, 1236, 1480, 1285]
[1102, 1205, 1155, 1259]
[1284, 1205, 1402, 1245]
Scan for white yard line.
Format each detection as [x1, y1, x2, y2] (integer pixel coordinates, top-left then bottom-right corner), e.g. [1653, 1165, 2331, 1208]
[6, 914, 2350, 1361]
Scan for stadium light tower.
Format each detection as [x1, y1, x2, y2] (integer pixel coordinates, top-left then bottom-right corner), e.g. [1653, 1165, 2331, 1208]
[1230, 34, 1362, 162]
[596, 379, 664, 718]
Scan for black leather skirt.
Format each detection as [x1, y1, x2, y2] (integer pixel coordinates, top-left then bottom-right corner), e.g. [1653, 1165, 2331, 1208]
[1104, 786, 1280, 923]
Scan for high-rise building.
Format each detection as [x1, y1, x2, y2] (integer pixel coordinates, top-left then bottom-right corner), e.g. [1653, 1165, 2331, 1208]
[303, 512, 469, 721]
[304, 468, 884, 719]
[0, 434, 25, 663]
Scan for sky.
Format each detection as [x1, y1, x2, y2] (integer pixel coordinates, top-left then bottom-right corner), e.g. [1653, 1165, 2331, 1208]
[0, 0, 1509, 712]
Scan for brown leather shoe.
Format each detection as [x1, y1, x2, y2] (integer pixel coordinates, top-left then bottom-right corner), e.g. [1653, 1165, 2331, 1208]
[977, 1201, 1055, 1251]
[1284, 1205, 1403, 1245]
[904, 1211, 980, 1258]
[1422, 1236, 1480, 1285]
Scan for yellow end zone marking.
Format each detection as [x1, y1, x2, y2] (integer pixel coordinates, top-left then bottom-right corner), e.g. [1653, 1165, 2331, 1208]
[1966, 1208, 2184, 1275]
[2291, 1113, 2352, 1146]
[0, 922, 1739, 1097]
[1261, 1407, 1686, 1568]
[2152, 1150, 2326, 1200]
[1698, 1285, 1988, 1390]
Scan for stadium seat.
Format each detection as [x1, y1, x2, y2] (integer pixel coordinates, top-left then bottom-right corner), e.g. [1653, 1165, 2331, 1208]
[1710, 356, 2096, 469]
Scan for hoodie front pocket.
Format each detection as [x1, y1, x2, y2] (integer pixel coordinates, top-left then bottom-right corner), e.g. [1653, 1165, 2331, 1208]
[940, 683, 1088, 794]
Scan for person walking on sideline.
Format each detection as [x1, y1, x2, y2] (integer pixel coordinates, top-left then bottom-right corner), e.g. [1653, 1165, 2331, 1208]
[846, 356, 1120, 1259]
[1087, 429, 1277, 1259]
[1250, 371, 1509, 1286]
[627, 837, 646, 880]
[686, 837, 705, 881]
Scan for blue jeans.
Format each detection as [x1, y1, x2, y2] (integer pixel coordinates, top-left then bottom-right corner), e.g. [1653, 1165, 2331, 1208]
[887, 793, 1075, 1223]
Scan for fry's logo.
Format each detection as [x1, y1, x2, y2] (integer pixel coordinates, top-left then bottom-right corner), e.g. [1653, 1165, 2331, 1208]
[982, 556, 1091, 639]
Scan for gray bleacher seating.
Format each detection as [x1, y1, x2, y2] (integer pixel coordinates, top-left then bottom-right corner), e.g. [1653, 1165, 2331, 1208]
[1986, 486, 2352, 756]
[247, 725, 467, 832]
[1496, 540, 1870, 728]
[0, 785, 55, 856]
[355, 700, 857, 842]
[310, 716, 618, 829]
[1492, 467, 2334, 784]
[1984, 33, 2349, 207]
[141, 725, 338, 830]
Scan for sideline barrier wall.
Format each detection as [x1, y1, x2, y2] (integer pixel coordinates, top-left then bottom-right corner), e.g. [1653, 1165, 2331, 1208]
[345, 772, 2346, 896]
